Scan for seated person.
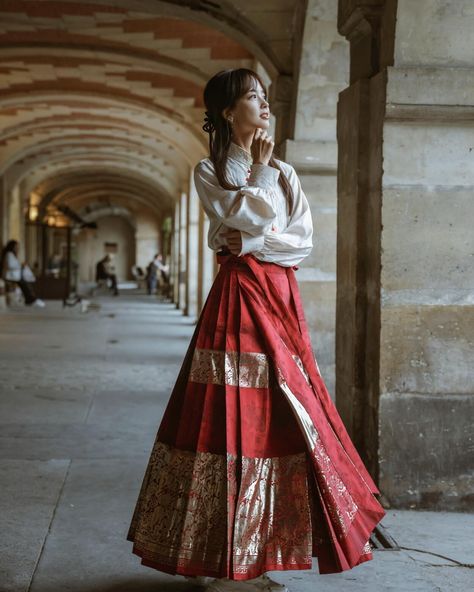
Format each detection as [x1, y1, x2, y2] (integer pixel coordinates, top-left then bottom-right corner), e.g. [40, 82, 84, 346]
[95, 254, 119, 296]
[0, 240, 45, 307]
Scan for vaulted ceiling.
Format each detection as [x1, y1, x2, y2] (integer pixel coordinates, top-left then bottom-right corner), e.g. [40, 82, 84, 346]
[0, 0, 303, 224]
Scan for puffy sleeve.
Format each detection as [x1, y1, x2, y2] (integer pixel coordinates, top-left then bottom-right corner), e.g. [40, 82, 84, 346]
[193, 159, 279, 240]
[243, 163, 313, 267]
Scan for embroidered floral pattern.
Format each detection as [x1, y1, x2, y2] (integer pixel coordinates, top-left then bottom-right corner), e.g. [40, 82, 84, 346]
[128, 442, 228, 572]
[189, 348, 310, 389]
[231, 453, 312, 573]
[128, 442, 313, 577]
[277, 377, 359, 538]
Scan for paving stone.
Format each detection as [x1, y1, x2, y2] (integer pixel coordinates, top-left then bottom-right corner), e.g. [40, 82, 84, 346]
[28, 458, 186, 592]
[1, 294, 473, 592]
[0, 459, 70, 592]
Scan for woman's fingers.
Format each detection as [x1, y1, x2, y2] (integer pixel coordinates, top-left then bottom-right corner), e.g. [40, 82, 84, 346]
[251, 127, 273, 165]
[225, 229, 242, 254]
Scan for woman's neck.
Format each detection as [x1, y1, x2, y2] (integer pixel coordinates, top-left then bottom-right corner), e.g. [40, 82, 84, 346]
[231, 131, 254, 154]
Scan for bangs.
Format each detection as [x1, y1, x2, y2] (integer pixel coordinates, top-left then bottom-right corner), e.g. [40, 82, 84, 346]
[237, 71, 267, 99]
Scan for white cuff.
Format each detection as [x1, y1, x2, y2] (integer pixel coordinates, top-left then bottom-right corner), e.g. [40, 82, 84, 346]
[239, 232, 265, 255]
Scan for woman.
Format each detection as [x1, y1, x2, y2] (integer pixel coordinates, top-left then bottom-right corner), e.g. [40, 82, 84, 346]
[127, 69, 385, 592]
[0, 240, 45, 308]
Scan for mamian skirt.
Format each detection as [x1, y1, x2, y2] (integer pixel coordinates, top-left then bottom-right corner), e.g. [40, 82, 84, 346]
[127, 251, 385, 580]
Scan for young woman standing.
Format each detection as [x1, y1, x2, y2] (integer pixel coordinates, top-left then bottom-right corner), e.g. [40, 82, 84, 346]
[127, 68, 385, 592]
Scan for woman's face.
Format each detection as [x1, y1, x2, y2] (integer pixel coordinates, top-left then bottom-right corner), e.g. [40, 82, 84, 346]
[224, 79, 270, 133]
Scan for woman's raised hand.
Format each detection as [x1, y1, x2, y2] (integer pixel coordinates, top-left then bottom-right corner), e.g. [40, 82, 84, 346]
[251, 128, 274, 166]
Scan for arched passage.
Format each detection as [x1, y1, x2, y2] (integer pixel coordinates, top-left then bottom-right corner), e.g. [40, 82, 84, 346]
[0, 0, 470, 555]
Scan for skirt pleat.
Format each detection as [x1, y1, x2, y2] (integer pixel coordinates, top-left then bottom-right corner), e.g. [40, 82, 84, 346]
[127, 252, 385, 579]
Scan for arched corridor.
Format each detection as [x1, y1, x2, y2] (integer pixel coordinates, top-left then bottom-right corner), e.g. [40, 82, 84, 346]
[1, 0, 473, 590]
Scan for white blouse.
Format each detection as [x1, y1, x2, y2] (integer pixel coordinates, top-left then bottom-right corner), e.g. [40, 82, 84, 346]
[4, 252, 22, 281]
[193, 141, 313, 267]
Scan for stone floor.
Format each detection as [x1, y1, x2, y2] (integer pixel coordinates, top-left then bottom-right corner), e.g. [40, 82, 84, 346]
[0, 294, 472, 592]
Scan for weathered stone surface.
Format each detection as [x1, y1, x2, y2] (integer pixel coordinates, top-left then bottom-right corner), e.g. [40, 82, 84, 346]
[295, 0, 348, 141]
[0, 459, 70, 592]
[336, 0, 474, 508]
[28, 458, 182, 592]
[383, 123, 474, 186]
[380, 305, 473, 395]
[283, 140, 337, 172]
[299, 280, 336, 396]
[386, 66, 474, 108]
[381, 187, 474, 294]
[394, 0, 474, 67]
[379, 392, 474, 510]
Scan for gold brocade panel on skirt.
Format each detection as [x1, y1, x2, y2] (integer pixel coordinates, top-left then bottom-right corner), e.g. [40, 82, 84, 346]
[127, 442, 313, 576]
[189, 347, 312, 389]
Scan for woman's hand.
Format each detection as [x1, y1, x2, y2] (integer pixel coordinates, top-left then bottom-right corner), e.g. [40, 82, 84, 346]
[251, 128, 274, 166]
[224, 229, 242, 255]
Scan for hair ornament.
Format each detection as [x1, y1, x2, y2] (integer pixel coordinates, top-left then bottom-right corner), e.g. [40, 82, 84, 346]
[202, 110, 215, 134]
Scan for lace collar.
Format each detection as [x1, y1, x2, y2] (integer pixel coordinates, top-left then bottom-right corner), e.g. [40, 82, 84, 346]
[228, 141, 253, 168]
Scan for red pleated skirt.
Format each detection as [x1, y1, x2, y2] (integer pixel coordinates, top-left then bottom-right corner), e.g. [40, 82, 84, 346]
[127, 252, 385, 580]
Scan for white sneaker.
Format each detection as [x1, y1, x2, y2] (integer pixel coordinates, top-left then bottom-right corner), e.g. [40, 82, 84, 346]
[185, 576, 214, 587]
[33, 298, 45, 308]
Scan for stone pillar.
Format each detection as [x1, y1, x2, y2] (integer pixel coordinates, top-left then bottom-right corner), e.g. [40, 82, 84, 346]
[337, 0, 474, 509]
[380, 0, 474, 510]
[7, 184, 22, 246]
[0, 177, 6, 310]
[197, 206, 215, 314]
[280, 0, 349, 396]
[0, 176, 6, 249]
[186, 174, 200, 320]
[336, 0, 398, 485]
[172, 200, 180, 306]
[178, 191, 188, 313]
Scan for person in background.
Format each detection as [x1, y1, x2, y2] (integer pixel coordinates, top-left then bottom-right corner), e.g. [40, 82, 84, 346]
[0, 240, 45, 307]
[146, 253, 168, 295]
[95, 254, 119, 296]
[157, 253, 170, 286]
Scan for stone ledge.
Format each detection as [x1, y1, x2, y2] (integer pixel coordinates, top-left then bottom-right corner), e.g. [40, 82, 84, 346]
[280, 139, 337, 173]
[386, 66, 474, 118]
[379, 391, 474, 511]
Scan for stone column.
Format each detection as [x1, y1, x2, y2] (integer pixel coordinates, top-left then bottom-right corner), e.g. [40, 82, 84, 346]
[186, 173, 200, 320]
[172, 200, 180, 306]
[337, 0, 474, 509]
[380, 0, 474, 510]
[178, 191, 188, 313]
[0, 177, 6, 311]
[336, 0, 398, 485]
[279, 0, 349, 396]
[0, 176, 6, 249]
[197, 206, 215, 314]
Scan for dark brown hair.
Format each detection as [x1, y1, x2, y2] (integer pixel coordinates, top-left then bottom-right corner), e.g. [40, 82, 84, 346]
[202, 68, 294, 212]
[0, 239, 19, 278]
